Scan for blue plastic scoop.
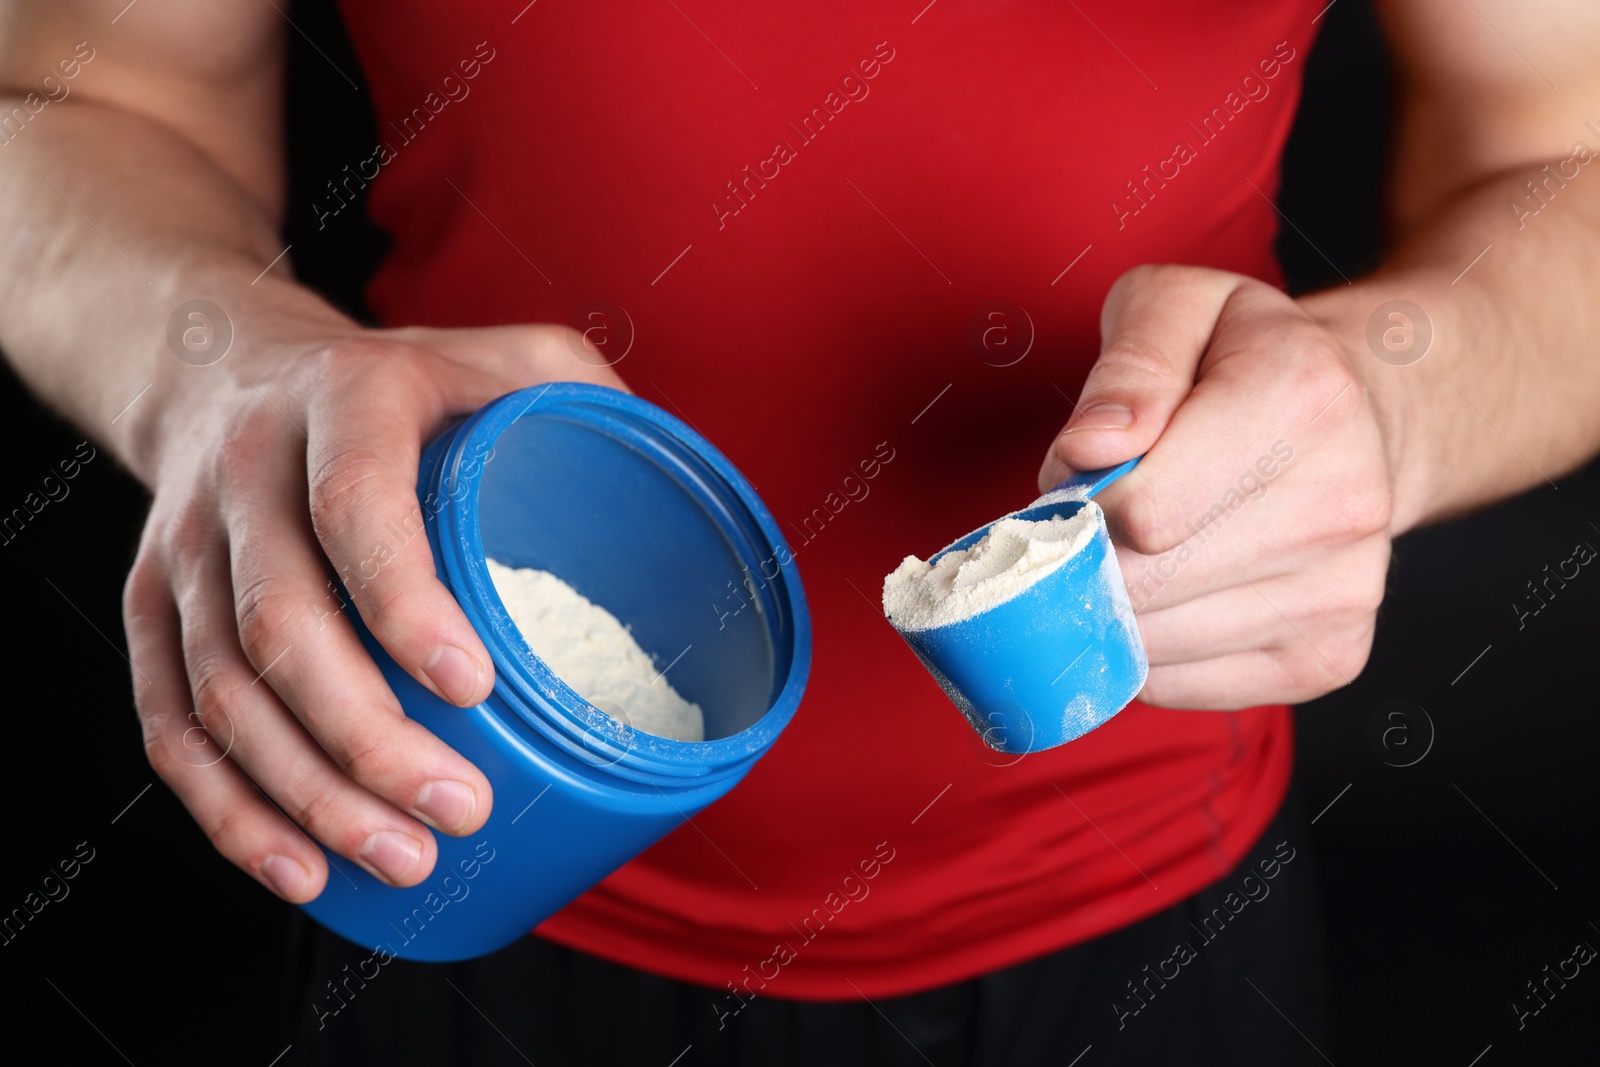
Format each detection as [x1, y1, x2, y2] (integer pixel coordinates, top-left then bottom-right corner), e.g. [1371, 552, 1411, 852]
[888, 457, 1145, 754]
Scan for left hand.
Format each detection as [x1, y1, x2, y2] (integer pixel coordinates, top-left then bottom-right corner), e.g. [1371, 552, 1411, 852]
[1039, 264, 1397, 710]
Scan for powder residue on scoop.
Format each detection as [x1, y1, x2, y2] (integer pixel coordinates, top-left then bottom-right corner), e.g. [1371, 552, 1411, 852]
[487, 559, 705, 742]
[882, 503, 1101, 631]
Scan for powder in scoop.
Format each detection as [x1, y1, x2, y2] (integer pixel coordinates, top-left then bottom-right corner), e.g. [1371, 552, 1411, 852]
[882, 503, 1101, 631]
[487, 559, 705, 742]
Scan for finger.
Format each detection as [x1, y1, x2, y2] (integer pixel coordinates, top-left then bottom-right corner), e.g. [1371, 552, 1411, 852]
[1134, 536, 1389, 665]
[1139, 615, 1376, 710]
[301, 344, 506, 709]
[1039, 265, 1246, 489]
[172, 539, 438, 887]
[1113, 472, 1389, 613]
[223, 421, 492, 837]
[125, 550, 328, 902]
[304, 328, 633, 713]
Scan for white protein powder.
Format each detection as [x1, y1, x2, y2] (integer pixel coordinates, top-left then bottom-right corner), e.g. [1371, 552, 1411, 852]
[881, 503, 1102, 631]
[486, 559, 706, 742]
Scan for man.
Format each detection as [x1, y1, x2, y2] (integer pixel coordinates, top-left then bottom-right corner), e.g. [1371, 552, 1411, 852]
[2, 0, 1597, 1063]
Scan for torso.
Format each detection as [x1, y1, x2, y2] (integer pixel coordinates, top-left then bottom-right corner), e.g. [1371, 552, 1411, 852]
[335, 0, 1314, 997]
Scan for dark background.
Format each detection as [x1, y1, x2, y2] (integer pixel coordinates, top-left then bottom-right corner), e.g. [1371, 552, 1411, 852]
[3, 2, 1596, 1063]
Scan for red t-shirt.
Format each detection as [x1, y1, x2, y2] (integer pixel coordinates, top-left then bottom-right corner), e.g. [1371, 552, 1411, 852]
[336, 0, 1314, 999]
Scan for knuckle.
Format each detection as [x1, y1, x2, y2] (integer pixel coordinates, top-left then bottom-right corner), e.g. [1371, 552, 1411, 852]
[1047, 431, 1075, 468]
[300, 336, 400, 388]
[1322, 485, 1394, 542]
[335, 727, 400, 787]
[204, 807, 254, 862]
[364, 579, 426, 634]
[189, 651, 243, 731]
[337, 338, 435, 396]
[1287, 348, 1359, 424]
[122, 553, 164, 630]
[1276, 651, 1332, 703]
[235, 573, 304, 665]
[161, 496, 217, 559]
[1339, 580, 1387, 620]
[1278, 629, 1371, 700]
[308, 445, 390, 535]
[290, 785, 347, 846]
[142, 723, 182, 781]
[297, 338, 437, 422]
[216, 407, 283, 486]
[526, 323, 585, 360]
[1343, 561, 1391, 617]
[1332, 628, 1375, 681]
[1116, 489, 1182, 555]
[1351, 485, 1394, 537]
[1095, 335, 1174, 383]
[1109, 262, 1171, 296]
[1108, 263, 1222, 304]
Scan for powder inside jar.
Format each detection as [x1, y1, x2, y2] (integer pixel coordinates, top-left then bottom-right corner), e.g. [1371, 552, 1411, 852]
[487, 559, 705, 742]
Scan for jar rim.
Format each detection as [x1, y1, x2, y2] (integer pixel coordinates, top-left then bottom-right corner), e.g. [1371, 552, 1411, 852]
[430, 383, 811, 784]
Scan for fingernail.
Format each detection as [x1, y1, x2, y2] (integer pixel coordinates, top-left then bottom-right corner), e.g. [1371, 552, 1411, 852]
[425, 645, 484, 705]
[415, 779, 477, 835]
[261, 853, 309, 899]
[360, 830, 424, 885]
[1065, 402, 1134, 433]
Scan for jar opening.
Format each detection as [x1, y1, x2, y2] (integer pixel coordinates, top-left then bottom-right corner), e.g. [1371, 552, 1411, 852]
[436, 385, 809, 780]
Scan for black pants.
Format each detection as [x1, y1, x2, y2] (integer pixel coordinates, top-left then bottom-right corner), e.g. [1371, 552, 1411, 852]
[285, 780, 1328, 1066]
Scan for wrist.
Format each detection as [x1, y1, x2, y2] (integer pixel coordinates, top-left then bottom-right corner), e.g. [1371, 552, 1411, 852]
[1298, 277, 1445, 536]
[123, 269, 361, 487]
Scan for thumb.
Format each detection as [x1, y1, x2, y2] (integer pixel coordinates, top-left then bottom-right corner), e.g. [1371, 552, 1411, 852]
[1038, 265, 1244, 492]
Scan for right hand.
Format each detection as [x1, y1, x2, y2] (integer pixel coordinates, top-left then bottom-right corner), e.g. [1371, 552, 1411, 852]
[124, 320, 627, 902]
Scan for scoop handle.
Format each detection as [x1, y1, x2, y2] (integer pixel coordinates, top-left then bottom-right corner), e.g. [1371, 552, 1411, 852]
[1048, 454, 1142, 500]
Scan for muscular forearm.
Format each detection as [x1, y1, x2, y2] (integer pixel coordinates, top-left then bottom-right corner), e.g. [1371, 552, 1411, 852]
[1303, 0, 1600, 536]
[0, 99, 354, 486]
[0, 54, 635, 900]
[1303, 156, 1600, 534]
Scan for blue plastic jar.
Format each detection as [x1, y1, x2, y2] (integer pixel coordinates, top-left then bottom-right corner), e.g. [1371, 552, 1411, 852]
[300, 383, 811, 961]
